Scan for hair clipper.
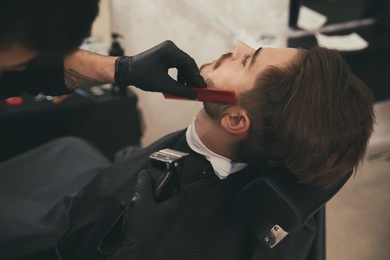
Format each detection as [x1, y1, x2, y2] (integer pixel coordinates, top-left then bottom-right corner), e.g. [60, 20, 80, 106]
[149, 148, 189, 203]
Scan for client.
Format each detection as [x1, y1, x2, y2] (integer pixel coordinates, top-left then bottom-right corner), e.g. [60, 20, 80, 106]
[58, 42, 375, 259]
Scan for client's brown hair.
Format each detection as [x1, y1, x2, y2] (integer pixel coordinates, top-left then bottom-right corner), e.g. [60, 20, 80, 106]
[239, 47, 375, 187]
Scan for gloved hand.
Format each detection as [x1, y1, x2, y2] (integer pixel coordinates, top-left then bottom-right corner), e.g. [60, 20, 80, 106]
[108, 169, 184, 260]
[114, 40, 206, 99]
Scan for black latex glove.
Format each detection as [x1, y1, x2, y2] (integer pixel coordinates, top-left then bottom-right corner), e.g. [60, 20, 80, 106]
[108, 169, 184, 260]
[114, 40, 206, 99]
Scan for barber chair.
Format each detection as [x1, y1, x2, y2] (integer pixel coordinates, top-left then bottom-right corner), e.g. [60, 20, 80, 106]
[11, 148, 351, 260]
[235, 165, 351, 260]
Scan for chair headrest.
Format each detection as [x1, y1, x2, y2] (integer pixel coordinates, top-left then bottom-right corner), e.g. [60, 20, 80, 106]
[234, 166, 351, 248]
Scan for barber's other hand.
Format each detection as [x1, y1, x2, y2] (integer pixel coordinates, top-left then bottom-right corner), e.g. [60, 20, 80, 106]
[109, 169, 184, 260]
[114, 40, 206, 99]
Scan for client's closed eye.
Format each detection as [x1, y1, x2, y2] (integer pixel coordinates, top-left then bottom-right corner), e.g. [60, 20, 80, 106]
[241, 55, 250, 67]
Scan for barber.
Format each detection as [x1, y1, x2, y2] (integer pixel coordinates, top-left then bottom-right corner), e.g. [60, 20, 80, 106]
[0, 40, 205, 100]
[0, 0, 204, 258]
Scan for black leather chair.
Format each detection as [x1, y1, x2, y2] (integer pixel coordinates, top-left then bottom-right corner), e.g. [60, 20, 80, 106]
[235, 165, 351, 260]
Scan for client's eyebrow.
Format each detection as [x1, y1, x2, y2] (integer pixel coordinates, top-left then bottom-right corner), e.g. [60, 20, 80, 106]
[249, 47, 262, 69]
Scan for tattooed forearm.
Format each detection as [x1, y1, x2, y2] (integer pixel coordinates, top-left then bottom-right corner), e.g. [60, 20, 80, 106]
[64, 68, 106, 90]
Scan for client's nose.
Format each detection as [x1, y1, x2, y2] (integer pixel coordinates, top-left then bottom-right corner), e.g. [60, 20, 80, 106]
[232, 41, 253, 60]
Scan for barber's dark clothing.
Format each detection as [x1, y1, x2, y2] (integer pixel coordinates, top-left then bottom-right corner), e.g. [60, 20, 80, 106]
[0, 56, 98, 259]
[0, 137, 110, 259]
[58, 130, 318, 260]
[0, 58, 72, 99]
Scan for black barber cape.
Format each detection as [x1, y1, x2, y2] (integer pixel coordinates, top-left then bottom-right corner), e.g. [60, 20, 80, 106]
[0, 137, 111, 260]
[0, 57, 72, 99]
[58, 129, 318, 260]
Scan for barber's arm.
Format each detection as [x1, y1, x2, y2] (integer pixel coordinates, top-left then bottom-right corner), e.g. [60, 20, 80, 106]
[64, 40, 205, 98]
[107, 169, 184, 260]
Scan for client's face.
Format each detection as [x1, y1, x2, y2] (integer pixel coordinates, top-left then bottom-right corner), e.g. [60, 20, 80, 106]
[200, 42, 298, 94]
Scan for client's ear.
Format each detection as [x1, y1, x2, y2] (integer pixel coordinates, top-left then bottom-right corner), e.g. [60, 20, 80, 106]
[220, 106, 250, 135]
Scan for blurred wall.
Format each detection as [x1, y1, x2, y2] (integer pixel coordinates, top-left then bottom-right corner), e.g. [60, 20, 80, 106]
[91, 0, 112, 47]
[107, 0, 290, 147]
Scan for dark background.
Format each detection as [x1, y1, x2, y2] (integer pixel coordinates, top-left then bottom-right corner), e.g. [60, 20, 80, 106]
[0, 89, 142, 162]
[288, 0, 390, 102]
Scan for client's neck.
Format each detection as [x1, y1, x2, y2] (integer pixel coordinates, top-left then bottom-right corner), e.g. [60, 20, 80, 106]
[195, 108, 236, 160]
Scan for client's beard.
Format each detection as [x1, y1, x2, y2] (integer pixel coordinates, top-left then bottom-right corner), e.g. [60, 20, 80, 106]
[200, 78, 234, 120]
[203, 102, 224, 120]
[203, 100, 235, 121]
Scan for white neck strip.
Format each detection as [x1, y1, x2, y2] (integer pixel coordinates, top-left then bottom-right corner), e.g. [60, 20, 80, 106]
[185, 118, 247, 179]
